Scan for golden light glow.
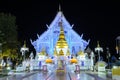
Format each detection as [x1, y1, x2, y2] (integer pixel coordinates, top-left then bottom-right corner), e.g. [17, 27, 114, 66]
[45, 59, 53, 63]
[39, 48, 46, 55]
[112, 67, 120, 75]
[78, 51, 84, 56]
[70, 58, 78, 63]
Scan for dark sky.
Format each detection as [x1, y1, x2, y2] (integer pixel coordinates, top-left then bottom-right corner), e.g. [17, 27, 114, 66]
[0, 0, 120, 53]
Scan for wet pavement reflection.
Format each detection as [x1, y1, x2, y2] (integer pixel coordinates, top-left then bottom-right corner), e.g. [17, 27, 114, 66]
[0, 71, 113, 80]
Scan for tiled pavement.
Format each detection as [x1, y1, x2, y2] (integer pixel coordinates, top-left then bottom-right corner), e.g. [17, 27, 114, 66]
[0, 70, 117, 80]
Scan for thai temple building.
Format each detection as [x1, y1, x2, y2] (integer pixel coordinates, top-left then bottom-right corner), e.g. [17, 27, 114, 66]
[30, 7, 90, 56]
[15, 6, 95, 72]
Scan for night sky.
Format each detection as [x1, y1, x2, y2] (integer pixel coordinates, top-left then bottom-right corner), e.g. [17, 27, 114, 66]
[0, 0, 120, 54]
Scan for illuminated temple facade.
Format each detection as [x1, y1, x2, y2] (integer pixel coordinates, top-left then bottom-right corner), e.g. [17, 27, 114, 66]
[30, 9, 90, 56]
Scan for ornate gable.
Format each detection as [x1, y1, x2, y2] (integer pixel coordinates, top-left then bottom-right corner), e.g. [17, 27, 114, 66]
[31, 10, 89, 55]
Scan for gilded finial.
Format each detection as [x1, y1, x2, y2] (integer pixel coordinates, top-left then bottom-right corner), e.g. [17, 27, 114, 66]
[78, 50, 84, 56]
[59, 4, 61, 11]
[54, 48, 58, 56]
[23, 41, 26, 48]
[97, 41, 100, 47]
[41, 48, 46, 55]
[66, 49, 70, 56]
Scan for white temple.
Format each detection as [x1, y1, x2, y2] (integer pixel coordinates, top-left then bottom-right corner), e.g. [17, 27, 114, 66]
[28, 7, 93, 72]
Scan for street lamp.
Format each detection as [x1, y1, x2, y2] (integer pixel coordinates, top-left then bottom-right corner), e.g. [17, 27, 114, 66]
[116, 36, 120, 60]
[20, 41, 29, 61]
[106, 47, 111, 69]
[95, 41, 103, 61]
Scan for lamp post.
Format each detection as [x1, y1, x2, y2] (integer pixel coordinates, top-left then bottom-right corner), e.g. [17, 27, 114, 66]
[116, 36, 120, 60]
[106, 47, 111, 69]
[95, 41, 103, 61]
[20, 41, 29, 61]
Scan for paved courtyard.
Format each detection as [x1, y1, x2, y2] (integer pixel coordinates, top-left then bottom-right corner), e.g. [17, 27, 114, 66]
[0, 70, 114, 80]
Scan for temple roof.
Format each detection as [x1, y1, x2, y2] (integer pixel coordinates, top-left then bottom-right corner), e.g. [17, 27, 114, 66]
[31, 8, 89, 54]
[48, 11, 72, 29]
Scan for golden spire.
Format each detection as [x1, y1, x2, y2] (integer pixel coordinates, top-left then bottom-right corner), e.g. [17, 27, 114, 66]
[23, 40, 26, 48]
[59, 4, 61, 11]
[78, 50, 84, 56]
[66, 49, 70, 56]
[54, 48, 58, 56]
[97, 41, 100, 47]
[56, 22, 68, 48]
[40, 48, 46, 55]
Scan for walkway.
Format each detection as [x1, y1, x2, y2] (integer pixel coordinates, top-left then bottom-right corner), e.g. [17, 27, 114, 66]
[0, 70, 114, 80]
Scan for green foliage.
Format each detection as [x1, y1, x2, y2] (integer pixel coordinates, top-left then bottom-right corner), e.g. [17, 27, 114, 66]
[0, 12, 20, 59]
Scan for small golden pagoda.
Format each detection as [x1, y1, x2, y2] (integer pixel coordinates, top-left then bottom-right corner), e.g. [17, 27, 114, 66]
[54, 48, 58, 56]
[56, 22, 68, 48]
[39, 48, 46, 56]
[66, 49, 70, 56]
[77, 50, 85, 56]
[59, 49, 64, 56]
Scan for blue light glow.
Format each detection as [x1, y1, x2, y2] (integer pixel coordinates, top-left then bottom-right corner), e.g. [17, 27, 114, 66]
[31, 11, 89, 55]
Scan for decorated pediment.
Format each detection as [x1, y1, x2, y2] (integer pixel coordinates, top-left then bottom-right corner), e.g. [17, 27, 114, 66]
[31, 9, 89, 55]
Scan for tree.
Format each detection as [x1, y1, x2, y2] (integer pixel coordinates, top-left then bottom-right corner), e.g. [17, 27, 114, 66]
[0, 12, 19, 59]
